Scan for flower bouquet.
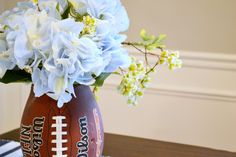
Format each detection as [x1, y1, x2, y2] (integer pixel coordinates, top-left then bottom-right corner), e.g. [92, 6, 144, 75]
[0, 0, 182, 156]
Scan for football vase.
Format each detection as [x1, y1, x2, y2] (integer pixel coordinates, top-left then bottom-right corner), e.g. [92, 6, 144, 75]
[20, 85, 104, 157]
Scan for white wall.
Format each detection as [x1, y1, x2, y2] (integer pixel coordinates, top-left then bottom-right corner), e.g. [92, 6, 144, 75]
[0, 0, 236, 153]
[0, 0, 4, 12]
[122, 0, 236, 54]
[0, 84, 23, 134]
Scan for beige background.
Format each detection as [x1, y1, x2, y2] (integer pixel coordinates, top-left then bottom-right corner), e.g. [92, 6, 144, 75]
[122, 0, 236, 54]
[0, 0, 236, 152]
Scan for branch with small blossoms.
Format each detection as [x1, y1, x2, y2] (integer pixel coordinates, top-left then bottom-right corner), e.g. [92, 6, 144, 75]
[122, 41, 161, 71]
[115, 29, 182, 106]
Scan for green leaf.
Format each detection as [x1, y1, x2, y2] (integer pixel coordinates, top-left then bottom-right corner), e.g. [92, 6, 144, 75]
[140, 29, 147, 39]
[140, 29, 150, 41]
[140, 29, 167, 50]
[146, 43, 158, 51]
[0, 70, 32, 84]
[93, 73, 111, 87]
[56, 2, 60, 12]
[157, 34, 167, 43]
[61, 4, 71, 19]
[140, 29, 156, 42]
[4, 25, 10, 30]
[154, 34, 167, 48]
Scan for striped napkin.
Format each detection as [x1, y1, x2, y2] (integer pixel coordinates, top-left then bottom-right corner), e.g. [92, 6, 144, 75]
[0, 140, 22, 157]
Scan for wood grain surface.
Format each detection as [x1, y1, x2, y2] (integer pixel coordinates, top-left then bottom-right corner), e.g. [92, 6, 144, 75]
[0, 129, 236, 157]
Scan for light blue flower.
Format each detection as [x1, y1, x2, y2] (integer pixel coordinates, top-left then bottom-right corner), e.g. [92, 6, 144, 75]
[32, 67, 50, 97]
[94, 20, 131, 72]
[0, 34, 15, 78]
[42, 26, 104, 106]
[102, 42, 131, 73]
[74, 37, 104, 84]
[87, 0, 129, 32]
[103, 48, 131, 73]
[12, 10, 55, 68]
[47, 89, 73, 108]
[32, 67, 73, 108]
[46, 72, 75, 108]
[57, 91, 73, 108]
[0, 0, 131, 108]
[69, 0, 129, 33]
[14, 30, 34, 68]
[45, 31, 104, 85]
[23, 10, 56, 51]
[51, 18, 84, 36]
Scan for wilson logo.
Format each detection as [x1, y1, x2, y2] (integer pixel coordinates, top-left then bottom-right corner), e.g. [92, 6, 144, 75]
[77, 116, 89, 157]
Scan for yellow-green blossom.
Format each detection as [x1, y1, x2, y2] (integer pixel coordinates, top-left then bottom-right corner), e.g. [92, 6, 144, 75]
[32, 0, 38, 4]
[160, 51, 182, 70]
[118, 57, 150, 106]
[81, 15, 96, 35]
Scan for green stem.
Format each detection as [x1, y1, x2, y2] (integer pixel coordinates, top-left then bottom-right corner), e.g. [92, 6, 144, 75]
[146, 59, 159, 75]
[144, 47, 149, 72]
[122, 42, 161, 57]
[36, 3, 41, 11]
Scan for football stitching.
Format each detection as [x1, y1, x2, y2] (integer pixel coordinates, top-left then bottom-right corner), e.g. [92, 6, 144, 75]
[51, 116, 68, 157]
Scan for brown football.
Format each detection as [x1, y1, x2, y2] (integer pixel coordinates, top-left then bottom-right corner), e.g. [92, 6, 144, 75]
[20, 85, 104, 157]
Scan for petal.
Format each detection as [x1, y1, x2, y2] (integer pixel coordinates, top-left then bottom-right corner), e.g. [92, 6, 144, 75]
[57, 92, 72, 108]
[76, 72, 95, 85]
[14, 31, 33, 68]
[104, 49, 131, 72]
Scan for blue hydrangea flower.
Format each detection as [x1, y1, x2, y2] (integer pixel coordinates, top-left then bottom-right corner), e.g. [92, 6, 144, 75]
[0, 0, 131, 108]
[32, 67, 50, 97]
[0, 33, 15, 78]
[69, 0, 129, 33]
[95, 20, 131, 72]
[12, 10, 56, 68]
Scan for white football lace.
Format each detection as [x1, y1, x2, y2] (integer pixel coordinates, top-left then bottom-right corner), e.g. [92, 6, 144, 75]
[51, 116, 68, 157]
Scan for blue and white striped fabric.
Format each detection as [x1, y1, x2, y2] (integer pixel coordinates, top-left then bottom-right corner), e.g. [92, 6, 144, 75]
[0, 140, 111, 157]
[0, 140, 23, 157]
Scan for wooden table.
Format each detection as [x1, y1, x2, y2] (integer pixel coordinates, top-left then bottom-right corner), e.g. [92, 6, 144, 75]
[1, 129, 236, 157]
